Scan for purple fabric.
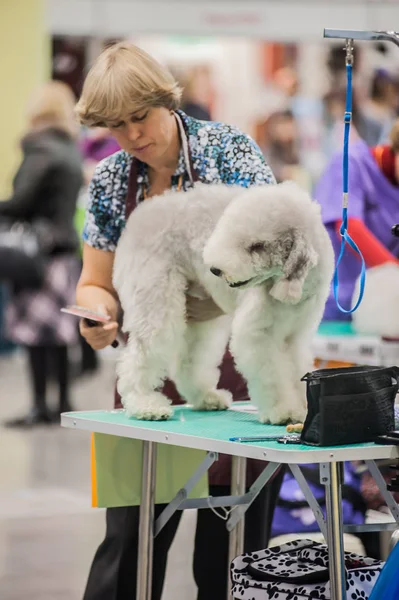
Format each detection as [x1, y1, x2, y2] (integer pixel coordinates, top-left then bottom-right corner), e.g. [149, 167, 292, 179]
[80, 135, 120, 163]
[271, 462, 364, 537]
[315, 140, 399, 320]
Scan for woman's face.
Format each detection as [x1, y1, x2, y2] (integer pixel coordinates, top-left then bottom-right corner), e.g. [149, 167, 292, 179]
[108, 106, 177, 165]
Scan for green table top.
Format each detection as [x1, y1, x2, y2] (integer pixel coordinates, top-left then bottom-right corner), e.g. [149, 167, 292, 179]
[61, 404, 399, 465]
[317, 321, 355, 337]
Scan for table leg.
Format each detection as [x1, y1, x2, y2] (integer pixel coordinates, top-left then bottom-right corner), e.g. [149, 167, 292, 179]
[137, 441, 157, 600]
[324, 462, 346, 600]
[228, 456, 247, 600]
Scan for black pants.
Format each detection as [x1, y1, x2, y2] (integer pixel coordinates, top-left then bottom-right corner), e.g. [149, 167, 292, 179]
[28, 344, 70, 412]
[83, 470, 284, 600]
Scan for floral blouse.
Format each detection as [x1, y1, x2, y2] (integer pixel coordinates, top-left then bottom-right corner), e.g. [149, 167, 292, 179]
[83, 110, 276, 251]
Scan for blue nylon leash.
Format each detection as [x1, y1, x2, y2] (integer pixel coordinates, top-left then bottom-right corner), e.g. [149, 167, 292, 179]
[333, 40, 366, 313]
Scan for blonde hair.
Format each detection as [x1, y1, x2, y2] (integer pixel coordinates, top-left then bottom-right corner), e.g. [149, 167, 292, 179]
[27, 80, 78, 138]
[76, 42, 182, 127]
[390, 119, 399, 153]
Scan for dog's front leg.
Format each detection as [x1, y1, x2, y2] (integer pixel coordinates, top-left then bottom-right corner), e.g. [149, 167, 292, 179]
[285, 297, 326, 423]
[173, 316, 233, 411]
[116, 334, 174, 420]
[284, 336, 311, 424]
[230, 289, 299, 424]
[115, 267, 188, 421]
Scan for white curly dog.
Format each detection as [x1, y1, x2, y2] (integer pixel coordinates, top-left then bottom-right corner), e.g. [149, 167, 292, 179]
[113, 181, 334, 424]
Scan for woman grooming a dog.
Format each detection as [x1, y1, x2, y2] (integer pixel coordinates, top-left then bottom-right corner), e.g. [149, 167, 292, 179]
[75, 42, 279, 600]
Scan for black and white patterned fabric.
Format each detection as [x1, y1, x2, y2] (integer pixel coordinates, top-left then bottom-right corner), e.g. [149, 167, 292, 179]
[231, 539, 383, 599]
[5, 254, 80, 346]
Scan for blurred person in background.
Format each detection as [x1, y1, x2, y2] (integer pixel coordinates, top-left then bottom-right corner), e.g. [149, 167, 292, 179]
[261, 110, 298, 182]
[360, 69, 399, 145]
[75, 41, 282, 600]
[261, 109, 311, 189]
[0, 81, 83, 426]
[180, 66, 213, 121]
[321, 89, 361, 162]
[272, 66, 331, 188]
[315, 118, 399, 321]
[80, 127, 120, 185]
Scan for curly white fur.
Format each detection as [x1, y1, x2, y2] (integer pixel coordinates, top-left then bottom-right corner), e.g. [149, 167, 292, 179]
[113, 181, 334, 424]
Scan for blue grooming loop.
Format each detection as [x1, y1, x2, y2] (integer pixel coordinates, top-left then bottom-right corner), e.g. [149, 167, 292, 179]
[331, 37, 366, 314]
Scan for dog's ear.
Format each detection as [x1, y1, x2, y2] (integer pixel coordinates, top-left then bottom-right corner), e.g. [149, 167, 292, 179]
[283, 229, 318, 282]
[270, 229, 318, 304]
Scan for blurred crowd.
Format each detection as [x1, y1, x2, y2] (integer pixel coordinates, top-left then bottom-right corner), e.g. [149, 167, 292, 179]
[256, 49, 399, 191]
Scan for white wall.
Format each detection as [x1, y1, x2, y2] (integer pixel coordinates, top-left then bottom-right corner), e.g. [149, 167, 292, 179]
[47, 0, 399, 42]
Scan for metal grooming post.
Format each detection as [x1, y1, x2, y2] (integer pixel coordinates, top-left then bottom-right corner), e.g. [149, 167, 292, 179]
[137, 441, 157, 600]
[324, 28, 399, 48]
[227, 456, 247, 600]
[321, 462, 347, 600]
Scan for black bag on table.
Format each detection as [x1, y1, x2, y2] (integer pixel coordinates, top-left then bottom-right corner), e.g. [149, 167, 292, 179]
[300, 366, 398, 447]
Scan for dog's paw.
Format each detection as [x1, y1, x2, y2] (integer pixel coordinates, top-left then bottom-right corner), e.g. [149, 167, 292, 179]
[123, 392, 173, 421]
[261, 401, 306, 426]
[270, 279, 303, 305]
[193, 389, 232, 412]
[258, 413, 272, 425]
[260, 404, 295, 426]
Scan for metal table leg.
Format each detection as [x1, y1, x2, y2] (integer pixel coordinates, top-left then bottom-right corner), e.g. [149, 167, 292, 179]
[137, 441, 157, 600]
[228, 456, 247, 600]
[323, 462, 346, 600]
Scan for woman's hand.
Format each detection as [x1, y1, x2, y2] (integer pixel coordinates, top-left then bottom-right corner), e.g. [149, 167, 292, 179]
[186, 295, 225, 322]
[79, 304, 119, 350]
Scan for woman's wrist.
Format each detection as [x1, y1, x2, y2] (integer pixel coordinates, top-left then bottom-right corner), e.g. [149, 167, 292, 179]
[76, 284, 119, 321]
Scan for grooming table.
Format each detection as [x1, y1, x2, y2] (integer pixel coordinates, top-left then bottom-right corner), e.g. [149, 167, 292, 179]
[313, 322, 399, 367]
[61, 406, 399, 600]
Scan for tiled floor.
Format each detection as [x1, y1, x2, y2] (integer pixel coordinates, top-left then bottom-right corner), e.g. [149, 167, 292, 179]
[0, 349, 197, 599]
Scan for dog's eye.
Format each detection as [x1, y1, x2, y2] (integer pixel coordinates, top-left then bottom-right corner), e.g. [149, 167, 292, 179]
[248, 242, 265, 253]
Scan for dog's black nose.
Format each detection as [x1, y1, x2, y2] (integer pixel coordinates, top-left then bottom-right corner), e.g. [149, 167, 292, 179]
[210, 267, 222, 277]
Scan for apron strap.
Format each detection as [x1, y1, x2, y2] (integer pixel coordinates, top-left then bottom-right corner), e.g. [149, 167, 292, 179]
[174, 111, 200, 185]
[125, 157, 139, 219]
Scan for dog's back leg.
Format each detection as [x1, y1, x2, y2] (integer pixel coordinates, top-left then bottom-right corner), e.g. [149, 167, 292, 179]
[173, 316, 233, 411]
[116, 268, 187, 420]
